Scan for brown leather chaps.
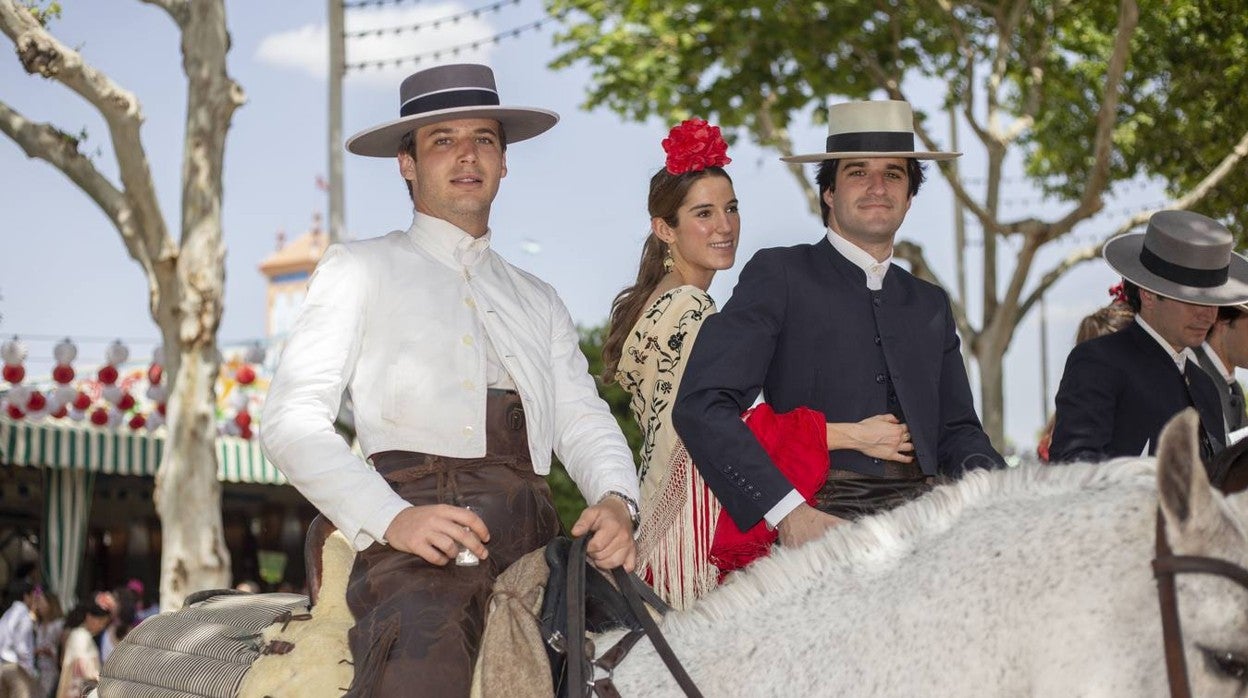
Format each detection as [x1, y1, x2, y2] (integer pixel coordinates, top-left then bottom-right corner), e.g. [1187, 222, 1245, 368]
[343, 390, 561, 698]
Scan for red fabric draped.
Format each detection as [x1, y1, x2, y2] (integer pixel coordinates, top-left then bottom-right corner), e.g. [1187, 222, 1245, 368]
[708, 404, 830, 575]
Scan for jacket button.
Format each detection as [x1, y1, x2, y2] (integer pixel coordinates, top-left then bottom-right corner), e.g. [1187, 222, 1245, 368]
[873, 298, 881, 307]
[874, 335, 882, 345]
[875, 373, 885, 383]
[751, 492, 762, 501]
[872, 458, 881, 465]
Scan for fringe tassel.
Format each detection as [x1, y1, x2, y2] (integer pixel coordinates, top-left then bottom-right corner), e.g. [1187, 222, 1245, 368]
[638, 444, 722, 611]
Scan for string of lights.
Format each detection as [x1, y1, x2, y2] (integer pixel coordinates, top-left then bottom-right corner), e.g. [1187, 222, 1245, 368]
[344, 0, 430, 9]
[344, 0, 520, 38]
[344, 16, 558, 72]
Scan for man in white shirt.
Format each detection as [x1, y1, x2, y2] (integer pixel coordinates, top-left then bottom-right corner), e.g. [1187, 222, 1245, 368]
[1050, 210, 1248, 466]
[675, 100, 1003, 549]
[1194, 305, 1248, 434]
[261, 63, 639, 696]
[0, 581, 37, 683]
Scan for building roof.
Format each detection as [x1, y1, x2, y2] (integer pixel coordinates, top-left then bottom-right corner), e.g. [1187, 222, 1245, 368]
[258, 227, 329, 278]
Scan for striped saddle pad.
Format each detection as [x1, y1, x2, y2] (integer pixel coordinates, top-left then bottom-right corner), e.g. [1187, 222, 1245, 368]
[96, 591, 310, 698]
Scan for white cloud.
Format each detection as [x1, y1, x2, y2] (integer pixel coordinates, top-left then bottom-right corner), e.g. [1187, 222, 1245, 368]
[255, 4, 497, 87]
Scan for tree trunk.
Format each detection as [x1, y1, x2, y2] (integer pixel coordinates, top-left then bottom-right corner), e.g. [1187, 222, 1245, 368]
[975, 344, 1006, 451]
[154, 341, 229, 609]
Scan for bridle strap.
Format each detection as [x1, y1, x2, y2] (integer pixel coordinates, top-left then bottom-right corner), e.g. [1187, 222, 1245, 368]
[1153, 512, 1192, 698]
[1152, 509, 1248, 698]
[611, 565, 704, 697]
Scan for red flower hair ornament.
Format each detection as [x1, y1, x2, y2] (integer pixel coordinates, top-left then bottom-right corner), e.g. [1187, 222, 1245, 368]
[662, 118, 732, 175]
[1108, 282, 1128, 305]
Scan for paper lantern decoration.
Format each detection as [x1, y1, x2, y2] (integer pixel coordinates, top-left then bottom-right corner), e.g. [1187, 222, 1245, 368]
[89, 407, 109, 426]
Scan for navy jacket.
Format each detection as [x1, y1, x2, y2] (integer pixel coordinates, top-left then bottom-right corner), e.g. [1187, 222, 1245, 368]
[673, 238, 1004, 530]
[1050, 321, 1225, 464]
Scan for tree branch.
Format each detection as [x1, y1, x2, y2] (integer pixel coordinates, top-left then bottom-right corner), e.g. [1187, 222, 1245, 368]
[0, 0, 171, 266]
[753, 101, 820, 218]
[1043, 0, 1139, 243]
[1017, 242, 1104, 320]
[139, 0, 191, 26]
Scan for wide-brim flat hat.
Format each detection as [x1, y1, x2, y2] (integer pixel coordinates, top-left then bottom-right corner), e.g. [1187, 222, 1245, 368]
[346, 63, 559, 157]
[781, 100, 960, 164]
[1103, 210, 1248, 306]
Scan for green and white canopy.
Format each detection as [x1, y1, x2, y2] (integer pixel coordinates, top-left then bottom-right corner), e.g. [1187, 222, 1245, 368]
[0, 416, 286, 484]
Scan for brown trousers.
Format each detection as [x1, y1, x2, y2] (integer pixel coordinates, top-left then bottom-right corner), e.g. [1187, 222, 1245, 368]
[344, 391, 561, 698]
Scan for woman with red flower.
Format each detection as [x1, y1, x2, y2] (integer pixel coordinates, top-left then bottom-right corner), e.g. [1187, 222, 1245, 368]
[601, 118, 740, 608]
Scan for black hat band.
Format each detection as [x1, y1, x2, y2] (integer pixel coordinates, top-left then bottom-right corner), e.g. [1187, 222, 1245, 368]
[400, 88, 499, 118]
[825, 131, 915, 154]
[1140, 244, 1229, 288]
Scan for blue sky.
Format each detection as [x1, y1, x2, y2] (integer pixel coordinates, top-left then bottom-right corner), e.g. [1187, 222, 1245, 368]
[0, 1, 1172, 450]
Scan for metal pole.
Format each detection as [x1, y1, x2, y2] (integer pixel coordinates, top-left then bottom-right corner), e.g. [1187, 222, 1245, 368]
[949, 105, 969, 371]
[328, 0, 345, 243]
[1039, 295, 1051, 422]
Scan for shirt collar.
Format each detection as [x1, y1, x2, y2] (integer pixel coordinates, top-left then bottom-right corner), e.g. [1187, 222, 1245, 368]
[1201, 342, 1235, 382]
[826, 228, 892, 290]
[1135, 315, 1195, 372]
[407, 212, 493, 268]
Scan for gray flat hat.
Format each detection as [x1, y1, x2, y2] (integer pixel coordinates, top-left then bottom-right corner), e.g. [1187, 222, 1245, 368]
[1103, 210, 1248, 305]
[780, 100, 960, 164]
[346, 63, 558, 157]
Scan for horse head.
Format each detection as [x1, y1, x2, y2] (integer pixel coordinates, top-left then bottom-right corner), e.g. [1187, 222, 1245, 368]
[1156, 409, 1248, 696]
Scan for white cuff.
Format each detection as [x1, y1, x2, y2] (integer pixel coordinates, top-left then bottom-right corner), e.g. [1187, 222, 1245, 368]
[763, 489, 805, 529]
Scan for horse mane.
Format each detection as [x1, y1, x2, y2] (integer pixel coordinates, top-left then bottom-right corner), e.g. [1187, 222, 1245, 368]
[665, 459, 1157, 634]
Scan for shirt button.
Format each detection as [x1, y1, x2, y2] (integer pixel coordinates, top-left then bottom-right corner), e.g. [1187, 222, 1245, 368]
[463, 426, 474, 436]
[464, 297, 476, 309]
[875, 373, 886, 384]
[462, 335, 474, 346]
[462, 380, 474, 391]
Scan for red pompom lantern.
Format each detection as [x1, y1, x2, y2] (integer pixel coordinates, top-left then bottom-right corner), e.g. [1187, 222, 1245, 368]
[233, 411, 252, 429]
[52, 364, 75, 384]
[117, 393, 136, 411]
[26, 392, 46, 412]
[89, 408, 109, 426]
[128, 414, 147, 430]
[156, 403, 167, 416]
[50, 405, 68, 419]
[2, 364, 24, 384]
[235, 365, 256, 385]
[5, 404, 24, 419]
[72, 392, 92, 411]
[97, 365, 119, 385]
[147, 363, 163, 385]
[239, 425, 253, 440]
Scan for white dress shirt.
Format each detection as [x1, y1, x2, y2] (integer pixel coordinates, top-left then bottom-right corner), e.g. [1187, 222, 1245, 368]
[261, 213, 638, 550]
[761, 229, 898, 528]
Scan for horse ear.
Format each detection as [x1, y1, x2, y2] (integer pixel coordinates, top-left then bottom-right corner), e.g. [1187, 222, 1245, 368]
[1156, 409, 1215, 536]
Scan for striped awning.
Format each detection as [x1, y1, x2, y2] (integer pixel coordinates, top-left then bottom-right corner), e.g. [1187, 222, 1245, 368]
[0, 417, 287, 485]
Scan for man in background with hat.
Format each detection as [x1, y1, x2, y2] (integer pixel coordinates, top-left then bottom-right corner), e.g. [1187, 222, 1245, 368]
[261, 63, 639, 695]
[674, 100, 1004, 548]
[1050, 210, 1248, 466]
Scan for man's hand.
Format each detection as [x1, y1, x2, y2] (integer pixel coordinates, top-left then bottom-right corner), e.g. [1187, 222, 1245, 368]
[777, 503, 845, 548]
[383, 504, 490, 566]
[571, 497, 637, 572]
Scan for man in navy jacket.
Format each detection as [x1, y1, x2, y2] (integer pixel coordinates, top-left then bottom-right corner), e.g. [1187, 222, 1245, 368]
[1050, 211, 1248, 468]
[674, 100, 1004, 547]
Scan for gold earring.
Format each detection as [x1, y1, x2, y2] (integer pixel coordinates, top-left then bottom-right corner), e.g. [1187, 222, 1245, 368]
[663, 250, 674, 272]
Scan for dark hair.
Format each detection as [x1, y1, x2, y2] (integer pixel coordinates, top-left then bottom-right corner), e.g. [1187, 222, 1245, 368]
[65, 601, 109, 629]
[397, 122, 509, 201]
[1207, 304, 1246, 339]
[814, 158, 926, 225]
[1122, 280, 1143, 313]
[601, 165, 733, 383]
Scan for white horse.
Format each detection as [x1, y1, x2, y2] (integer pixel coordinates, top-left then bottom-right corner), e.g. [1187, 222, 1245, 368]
[605, 411, 1248, 697]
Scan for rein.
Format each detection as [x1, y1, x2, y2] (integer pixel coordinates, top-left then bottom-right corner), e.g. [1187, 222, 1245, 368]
[1152, 510, 1248, 698]
[564, 536, 702, 697]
